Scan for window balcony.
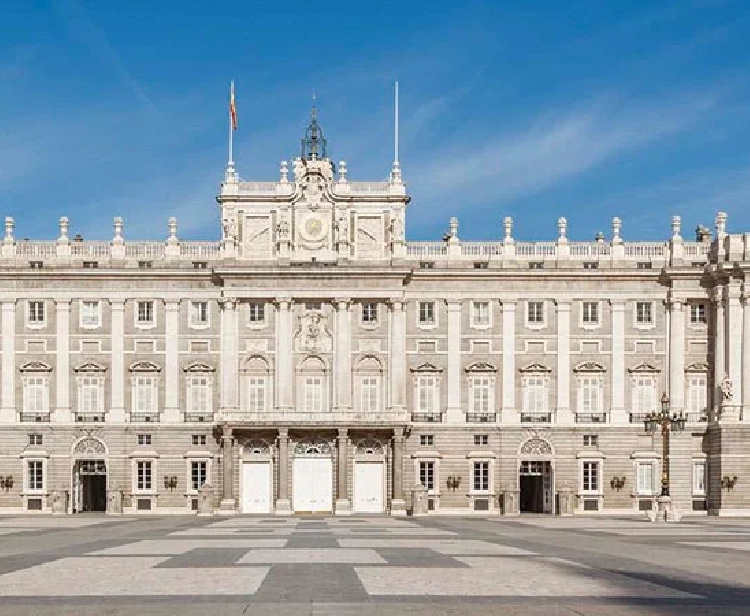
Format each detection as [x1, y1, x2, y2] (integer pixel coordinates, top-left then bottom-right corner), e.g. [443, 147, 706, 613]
[520, 411, 552, 423]
[184, 412, 214, 423]
[574, 412, 608, 424]
[629, 413, 649, 423]
[411, 412, 444, 423]
[685, 412, 708, 423]
[129, 412, 160, 423]
[466, 412, 497, 423]
[20, 412, 50, 423]
[74, 412, 106, 423]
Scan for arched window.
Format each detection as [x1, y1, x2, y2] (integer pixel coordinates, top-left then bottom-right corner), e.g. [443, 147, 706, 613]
[241, 356, 271, 413]
[298, 357, 328, 413]
[129, 361, 161, 421]
[356, 356, 383, 413]
[74, 362, 106, 419]
[20, 361, 52, 417]
[184, 362, 215, 419]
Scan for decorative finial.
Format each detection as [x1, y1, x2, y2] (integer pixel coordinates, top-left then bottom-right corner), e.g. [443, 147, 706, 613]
[671, 215, 681, 239]
[503, 217, 513, 242]
[113, 217, 123, 241]
[301, 96, 327, 160]
[59, 217, 69, 241]
[280, 160, 289, 183]
[595, 231, 605, 243]
[557, 217, 567, 241]
[612, 217, 622, 244]
[449, 217, 459, 239]
[168, 217, 177, 241]
[391, 81, 403, 185]
[338, 160, 348, 183]
[716, 211, 727, 237]
[4, 217, 14, 242]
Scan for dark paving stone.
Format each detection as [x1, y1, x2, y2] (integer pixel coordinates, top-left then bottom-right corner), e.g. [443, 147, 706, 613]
[286, 535, 339, 548]
[254, 564, 368, 602]
[298, 522, 329, 529]
[371, 547, 468, 568]
[259, 519, 291, 524]
[154, 548, 250, 568]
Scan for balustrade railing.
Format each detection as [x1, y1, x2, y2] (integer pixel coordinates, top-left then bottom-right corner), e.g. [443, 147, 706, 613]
[466, 412, 497, 423]
[74, 412, 106, 423]
[184, 412, 213, 423]
[411, 412, 444, 423]
[129, 412, 160, 423]
[520, 412, 553, 423]
[574, 412, 608, 423]
[19, 412, 51, 422]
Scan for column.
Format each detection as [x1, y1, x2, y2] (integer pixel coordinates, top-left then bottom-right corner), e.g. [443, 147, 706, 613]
[219, 298, 239, 415]
[220, 426, 235, 512]
[668, 296, 686, 412]
[446, 300, 462, 423]
[275, 298, 293, 411]
[555, 301, 572, 424]
[275, 428, 292, 514]
[54, 299, 71, 423]
[389, 299, 406, 411]
[334, 298, 352, 411]
[0, 301, 15, 423]
[726, 282, 743, 407]
[713, 288, 725, 415]
[109, 300, 125, 422]
[743, 286, 750, 416]
[163, 300, 180, 422]
[390, 427, 406, 516]
[501, 301, 516, 422]
[335, 428, 351, 514]
[610, 301, 626, 424]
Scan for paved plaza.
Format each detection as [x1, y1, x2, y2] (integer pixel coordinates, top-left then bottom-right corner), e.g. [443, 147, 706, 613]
[1, 515, 750, 614]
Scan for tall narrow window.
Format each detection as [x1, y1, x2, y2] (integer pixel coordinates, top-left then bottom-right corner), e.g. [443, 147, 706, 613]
[79, 376, 103, 413]
[28, 301, 45, 325]
[247, 377, 266, 412]
[191, 461, 207, 491]
[189, 301, 209, 326]
[637, 462, 654, 494]
[690, 303, 707, 325]
[360, 376, 379, 412]
[81, 301, 101, 328]
[582, 301, 599, 324]
[636, 301, 653, 324]
[418, 301, 436, 325]
[133, 376, 157, 412]
[137, 301, 154, 325]
[470, 377, 491, 413]
[523, 377, 548, 412]
[527, 301, 544, 324]
[304, 377, 323, 413]
[633, 377, 656, 413]
[687, 375, 707, 414]
[578, 376, 603, 412]
[362, 302, 378, 324]
[27, 461, 43, 491]
[419, 461, 435, 490]
[137, 461, 152, 491]
[472, 302, 490, 327]
[248, 302, 265, 324]
[416, 376, 438, 412]
[24, 376, 48, 413]
[582, 461, 599, 492]
[693, 461, 706, 495]
[473, 461, 489, 492]
[187, 376, 210, 413]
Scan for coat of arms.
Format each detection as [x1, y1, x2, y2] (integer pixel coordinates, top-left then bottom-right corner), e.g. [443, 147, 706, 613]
[295, 312, 332, 353]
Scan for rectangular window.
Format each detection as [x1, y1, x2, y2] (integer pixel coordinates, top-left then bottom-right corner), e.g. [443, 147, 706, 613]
[137, 434, 152, 446]
[527, 301, 544, 324]
[28, 434, 43, 446]
[419, 461, 435, 491]
[189, 301, 209, 326]
[636, 301, 653, 324]
[419, 435, 434, 446]
[687, 375, 707, 413]
[304, 376, 323, 413]
[137, 301, 154, 324]
[582, 302, 599, 324]
[27, 461, 43, 491]
[192, 434, 207, 446]
[633, 377, 656, 413]
[79, 377, 102, 413]
[419, 261, 434, 269]
[29, 261, 44, 269]
[472, 301, 490, 327]
[473, 262, 488, 269]
[187, 376, 210, 413]
[133, 376, 157, 412]
[138, 261, 152, 269]
[523, 377, 547, 412]
[362, 302, 378, 324]
[137, 461, 152, 491]
[578, 377, 602, 412]
[416, 376, 438, 412]
[81, 301, 100, 327]
[418, 301, 436, 325]
[470, 376, 491, 413]
[693, 461, 706, 495]
[28, 301, 45, 324]
[360, 376, 379, 412]
[637, 261, 652, 270]
[473, 461, 489, 492]
[24, 377, 47, 413]
[690, 303, 707, 325]
[474, 434, 489, 446]
[583, 261, 599, 270]
[191, 461, 207, 491]
[582, 461, 600, 492]
[248, 302, 265, 323]
[637, 462, 654, 494]
[528, 262, 544, 270]
[247, 377, 266, 412]
[305, 302, 322, 311]
[583, 434, 598, 447]
[192, 261, 207, 269]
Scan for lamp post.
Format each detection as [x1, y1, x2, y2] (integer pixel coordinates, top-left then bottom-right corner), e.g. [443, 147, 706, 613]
[644, 393, 686, 497]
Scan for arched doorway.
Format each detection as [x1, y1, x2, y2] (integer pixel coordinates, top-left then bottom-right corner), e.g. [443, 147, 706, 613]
[353, 438, 386, 513]
[293, 438, 333, 513]
[239, 439, 273, 514]
[71, 437, 108, 513]
[518, 437, 555, 514]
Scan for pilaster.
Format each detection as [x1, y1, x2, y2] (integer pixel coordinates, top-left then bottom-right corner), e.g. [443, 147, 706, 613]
[610, 301, 627, 424]
[219, 298, 239, 414]
[275, 298, 293, 411]
[335, 428, 351, 514]
[334, 298, 352, 411]
[446, 300, 462, 424]
[163, 300, 180, 422]
[668, 295, 686, 412]
[713, 288, 726, 417]
[54, 299, 71, 423]
[726, 282, 743, 408]
[390, 427, 407, 516]
[220, 426, 236, 513]
[743, 287, 750, 416]
[109, 300, 125, 422]
[275, 428, 292, 515]
[389, 299, 406, 411]
[501, 301, 516, 423]
[555, 301, 572, 424]
[0, 301, 15, 422]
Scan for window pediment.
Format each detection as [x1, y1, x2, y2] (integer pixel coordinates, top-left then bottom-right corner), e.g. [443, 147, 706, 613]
[519, 362, 551, 374]
[20, 361, 52, 373]
[465, 361, 497, 374]
[628, 362, 660, 374]
[183, 362, 215, 373]
[573, 361, 606, 373]
[685, 362, 709, 373]
[74, 362, 106, 374]
[410, 362, 443, 373]
[129, 361, 161, 373]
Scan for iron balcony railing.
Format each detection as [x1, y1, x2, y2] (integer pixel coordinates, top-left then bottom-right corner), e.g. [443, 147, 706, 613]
[19, 412, 50, 422]
[411, 412, 444, 423]
[466, 412, 497, 423]
[184, 412, 213, 423]
[574, 413, 608, 423]
[520, 412, 553, 423]
[130, 412, 160, 423]
[74, 412, 106, 423]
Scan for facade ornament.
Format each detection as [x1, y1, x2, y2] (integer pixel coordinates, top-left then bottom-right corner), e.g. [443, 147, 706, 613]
[276, 218, 290, 240]
[294, 312, 332, 353]
[390, 213, 404, 242]
[168, 217, 178, 241]
[464, 361, 498, 373]
[449, 217, 459, 240]
[720, 374, 733, 402]
[557, 217, 567, 241]
[716, 211, 727, 237]
[410, 361, 444, 373]
[338, 160, 348, 183]
[73, 437, 106, 456]
[612, 217, 622, 244]
[335, 211, 349, 244]
[519, 362, 552, 374]
[627, 362, 660, 374]
[503, 216, 513, 242]
[223, 217, 238, 243]
[4, 216, 14, 243]
[573, 361, 606, 373]
[520, 437, 553, 456]
[279, 160, 289, 183]
[113, 216, 123, 241]
[671, 215, 681, 239]
[59, 217, 69, 241]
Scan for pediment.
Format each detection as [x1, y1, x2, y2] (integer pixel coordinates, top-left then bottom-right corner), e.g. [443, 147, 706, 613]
[129, 361, 161, 373]
[573, 361, 606, 373]
[183, 362, 215, 373]
[685, 362, 709, 373]
[465, 361, 497, 373]
[19, 361, 52, 373]
[74, 362, 106, 373]
[519, 362, 551, 374]
[628, 362, 660, 374]
[410, 362, 443, 373]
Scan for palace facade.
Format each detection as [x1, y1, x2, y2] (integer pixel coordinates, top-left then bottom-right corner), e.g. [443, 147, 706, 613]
[1, 112, 749, 517]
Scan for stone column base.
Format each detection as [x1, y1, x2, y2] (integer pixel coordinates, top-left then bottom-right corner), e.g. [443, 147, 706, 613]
[647, 495, 682, 523]
[219, 498, 237, 515]
[274, 499, 293, 516]
[335, 499, 352, 515]
[719, 404, 742, 423]
[390, 498, 407, 516]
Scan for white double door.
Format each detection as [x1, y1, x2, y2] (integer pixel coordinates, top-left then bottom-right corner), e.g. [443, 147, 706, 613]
[293, 457, 332, 513]
[353, 461, 384, 513]
[241, 462, 272, 514]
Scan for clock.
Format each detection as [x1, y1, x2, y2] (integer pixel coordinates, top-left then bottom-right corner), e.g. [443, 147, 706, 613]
[305, 216, 323, 237]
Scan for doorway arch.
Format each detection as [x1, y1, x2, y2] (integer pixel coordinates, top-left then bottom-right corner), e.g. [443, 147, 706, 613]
[518, 436, 555, 514]
[71, 437, 108, 513]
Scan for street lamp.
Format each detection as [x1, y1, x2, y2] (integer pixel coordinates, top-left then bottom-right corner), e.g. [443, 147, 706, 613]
[644, 393, 686, 497]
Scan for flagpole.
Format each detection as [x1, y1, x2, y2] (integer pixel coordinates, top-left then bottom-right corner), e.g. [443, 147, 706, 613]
[228, 80, 235, 169]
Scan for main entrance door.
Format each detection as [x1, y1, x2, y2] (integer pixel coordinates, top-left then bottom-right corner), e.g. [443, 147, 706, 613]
[293, 457, 332, 513]
[241, 462, 272, 514]
[353, 462, 384, 513]
[74, 460, 107, 512]
[519, 460, 553, 514]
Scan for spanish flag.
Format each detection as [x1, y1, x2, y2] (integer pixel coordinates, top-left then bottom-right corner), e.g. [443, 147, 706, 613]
[229, 80, 238, 131]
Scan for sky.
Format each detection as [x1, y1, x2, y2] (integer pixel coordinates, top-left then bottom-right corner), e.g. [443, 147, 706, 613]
[1, 0, 749, 242]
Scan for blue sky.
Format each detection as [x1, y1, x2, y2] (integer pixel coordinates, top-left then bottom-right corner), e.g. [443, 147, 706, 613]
[1, 0, 749, 242]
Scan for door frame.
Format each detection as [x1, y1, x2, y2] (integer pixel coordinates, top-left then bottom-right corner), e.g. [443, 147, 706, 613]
[352, 457, 386, 514]
[240, 460, 274, 514]
[71, 458, 108, 514]
[292, 454, 333, 513]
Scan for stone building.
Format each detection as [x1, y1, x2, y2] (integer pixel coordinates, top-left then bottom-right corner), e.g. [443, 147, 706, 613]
[0, 111, 748, 517]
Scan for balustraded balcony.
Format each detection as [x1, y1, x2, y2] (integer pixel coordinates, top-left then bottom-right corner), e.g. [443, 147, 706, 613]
[520, 411, 553, 423]
[465, 412, 497, 423]
[411, 412, 444, 423]
[129, 411, 160, 423]
[574, 412, 608, 424]
[184, 412, 213, 423]
[19, 412, 51, 423]
[74, 412, 106, 423]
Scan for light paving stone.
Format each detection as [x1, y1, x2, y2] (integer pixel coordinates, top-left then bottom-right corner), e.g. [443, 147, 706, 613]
[237, 548, 386, 564]
[0, 557, 269, 596]
[90, 538, 288, 555]
[338, 539, 534, 555]
[681, 541, 750, 551]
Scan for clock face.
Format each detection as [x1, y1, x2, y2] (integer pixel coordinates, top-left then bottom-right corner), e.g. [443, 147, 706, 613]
[305, 217, 323, 237]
